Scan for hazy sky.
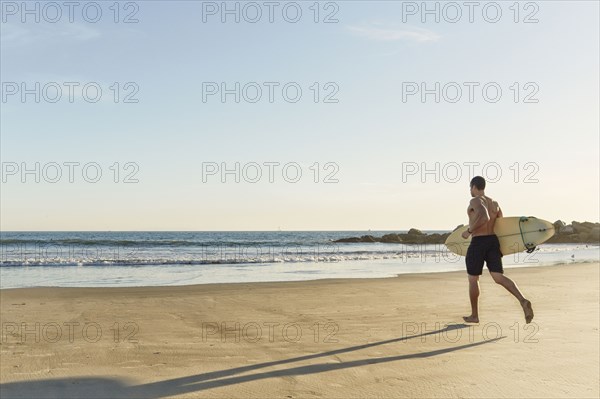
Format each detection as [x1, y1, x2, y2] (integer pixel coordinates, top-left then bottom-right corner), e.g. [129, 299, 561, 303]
[1, 1, 599, 231]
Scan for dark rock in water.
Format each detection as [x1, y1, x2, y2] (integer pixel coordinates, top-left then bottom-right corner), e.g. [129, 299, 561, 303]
[425, 233, 444, 244]
[381, 234, 402, 243]
[549, 233, 584, 243]
[572, 221, 597, 234]
[547, 220, 600, 243]
[333, 230, 450, 245]
[580, 232, 590, 242]
[360, 235, 376, 242]
[590, 227, 600, 242]
[407, 228, 424, 235]
[560, 225, 574, 235]
[334, 237, 362, 243]
[398, 234, 422, 244]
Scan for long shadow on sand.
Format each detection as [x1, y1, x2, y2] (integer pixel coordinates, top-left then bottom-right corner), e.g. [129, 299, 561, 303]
[1, 323, 504, 399]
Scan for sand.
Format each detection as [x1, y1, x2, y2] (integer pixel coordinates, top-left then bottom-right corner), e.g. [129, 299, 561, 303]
[1, 262, 598, 398]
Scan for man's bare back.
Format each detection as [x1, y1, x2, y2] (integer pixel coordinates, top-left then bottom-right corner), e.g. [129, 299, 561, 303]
[467, 195, 503, 237]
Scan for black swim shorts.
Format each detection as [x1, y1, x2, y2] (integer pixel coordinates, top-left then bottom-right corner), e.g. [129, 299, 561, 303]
[465, 234, 503, 276]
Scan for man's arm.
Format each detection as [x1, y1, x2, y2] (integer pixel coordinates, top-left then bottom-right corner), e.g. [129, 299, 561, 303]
[468, 198, 490, 232]
[491, 200, 503, 218]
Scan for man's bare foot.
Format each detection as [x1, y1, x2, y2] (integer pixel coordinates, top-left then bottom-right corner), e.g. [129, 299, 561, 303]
[521, 299, 534, 323]
[463, 315, 479, 323]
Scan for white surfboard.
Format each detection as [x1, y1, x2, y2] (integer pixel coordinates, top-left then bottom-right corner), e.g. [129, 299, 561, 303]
[445, 216, 555, 257]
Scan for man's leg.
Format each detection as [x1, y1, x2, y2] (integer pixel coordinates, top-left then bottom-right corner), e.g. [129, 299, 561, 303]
[464, 238, 484, 323]
[463, 274, 480, 323]
[490, 272, 534, 323]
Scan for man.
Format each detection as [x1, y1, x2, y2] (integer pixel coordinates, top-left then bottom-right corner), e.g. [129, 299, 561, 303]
[461, 176, 534, 324]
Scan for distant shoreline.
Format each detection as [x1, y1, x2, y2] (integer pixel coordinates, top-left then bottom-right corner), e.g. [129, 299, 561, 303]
[334, 220, 600, 245]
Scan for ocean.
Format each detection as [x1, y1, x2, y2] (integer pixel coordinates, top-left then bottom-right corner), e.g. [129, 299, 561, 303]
[1, 231, 598, 288]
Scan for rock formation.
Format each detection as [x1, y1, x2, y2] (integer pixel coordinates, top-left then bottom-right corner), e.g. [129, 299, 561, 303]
[333, 221, 600, 245]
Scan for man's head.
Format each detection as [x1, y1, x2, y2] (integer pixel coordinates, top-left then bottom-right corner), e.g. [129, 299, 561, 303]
[470, 176, 486, 197]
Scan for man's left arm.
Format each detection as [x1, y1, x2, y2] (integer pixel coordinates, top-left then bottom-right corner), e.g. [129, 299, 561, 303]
[496, 202, 503, 218]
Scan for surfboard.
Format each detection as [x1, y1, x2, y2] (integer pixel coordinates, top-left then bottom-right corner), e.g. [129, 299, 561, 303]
[444, 216, 555, 257]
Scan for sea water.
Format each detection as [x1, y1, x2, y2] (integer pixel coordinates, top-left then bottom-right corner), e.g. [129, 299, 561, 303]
[1, 231, 598, 288]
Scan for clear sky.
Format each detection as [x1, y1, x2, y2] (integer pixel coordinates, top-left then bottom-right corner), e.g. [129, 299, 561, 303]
[1, 0, 599, 231]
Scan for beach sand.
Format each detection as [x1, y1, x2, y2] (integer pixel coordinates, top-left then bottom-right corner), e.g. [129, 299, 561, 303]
[1, 262, 598, 398]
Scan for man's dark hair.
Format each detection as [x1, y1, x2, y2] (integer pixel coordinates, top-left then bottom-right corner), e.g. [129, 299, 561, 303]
[470, 176, 486, 190]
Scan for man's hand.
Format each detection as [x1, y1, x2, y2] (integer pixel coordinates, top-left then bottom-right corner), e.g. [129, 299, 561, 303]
[461, 230, 471, 239]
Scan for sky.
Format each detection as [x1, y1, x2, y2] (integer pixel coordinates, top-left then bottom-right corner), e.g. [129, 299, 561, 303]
[1, 0, 599, 231]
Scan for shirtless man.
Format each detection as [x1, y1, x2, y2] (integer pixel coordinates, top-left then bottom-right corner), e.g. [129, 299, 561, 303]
[461, 176, 534, 324]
